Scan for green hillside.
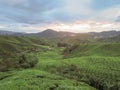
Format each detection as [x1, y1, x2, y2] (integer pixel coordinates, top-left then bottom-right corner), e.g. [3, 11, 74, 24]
[0, 35, 51, 72]
[0, 35, 120, 90]
[0, 35, 50, 52]
[0, 70, 95, 90]
[63, 43, 120, 58]
[0, 36, 96, 90]
[36, 48, 120, 90]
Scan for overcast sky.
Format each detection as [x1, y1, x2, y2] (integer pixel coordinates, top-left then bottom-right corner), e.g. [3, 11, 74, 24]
[0, 0, 120, 33]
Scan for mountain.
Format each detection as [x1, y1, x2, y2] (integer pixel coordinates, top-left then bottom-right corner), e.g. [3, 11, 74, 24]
[90, 30, 120, 38]
[0, 30, 16, 35]
[28, 30, 120, 39]
[97, 34, 120, 42]
[28, 29, 76, 38]
[0, 29, 120, 39]
[0, 30, 25, 35]
[111, 34, 120, 40]
[0, 29, 76, 38]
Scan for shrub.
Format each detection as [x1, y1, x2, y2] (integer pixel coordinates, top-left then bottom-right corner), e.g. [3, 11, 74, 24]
[57, 42, 68, 47]
[19, 54, 38, 68]
[0, 56, 20, 71]
[0, 53, 38, 72]
[63, 44, 79, 54]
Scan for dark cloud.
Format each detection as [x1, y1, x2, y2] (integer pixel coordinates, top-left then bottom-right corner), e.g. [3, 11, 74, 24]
[0, 0, 120, 25]
[91, 0, 120, 10]
[0, 0, 65, 24]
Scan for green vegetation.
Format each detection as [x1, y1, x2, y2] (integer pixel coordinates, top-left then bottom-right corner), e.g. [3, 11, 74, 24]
[0, 53, 38, 71]
[0, 70, 95, 90]
[62, 43, 120, 58]
[35, 42, 120, 90]
[0, 35, 51, 72]
[0, 35, 120, 90]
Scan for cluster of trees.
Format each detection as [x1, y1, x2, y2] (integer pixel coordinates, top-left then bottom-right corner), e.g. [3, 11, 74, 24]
[0, 51, 38, 72]
[57, 42, 68, 47]
[62, 44, 79, 58]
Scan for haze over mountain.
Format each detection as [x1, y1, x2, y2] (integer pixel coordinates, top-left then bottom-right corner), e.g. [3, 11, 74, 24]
[0, 30, 17, 35]
[90, 30, 120, 38]
[28, 29, 76, 38]
[1, 29, 120, 39]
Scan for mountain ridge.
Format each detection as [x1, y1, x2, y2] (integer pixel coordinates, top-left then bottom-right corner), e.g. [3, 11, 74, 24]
[0, 29, 120, 38]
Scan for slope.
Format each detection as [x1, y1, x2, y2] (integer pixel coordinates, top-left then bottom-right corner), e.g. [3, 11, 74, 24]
[63, 43, 120, 58]
[0, 69, 95, 90]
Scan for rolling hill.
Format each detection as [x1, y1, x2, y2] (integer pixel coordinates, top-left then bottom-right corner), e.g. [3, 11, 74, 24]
[1, 29, 120, 39]
[0, 35, 50, 54]
[63, 43, 120, 58]
[0, 32, 120, 90]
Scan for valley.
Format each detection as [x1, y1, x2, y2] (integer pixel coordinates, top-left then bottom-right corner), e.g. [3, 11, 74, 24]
[0, 31, 120, 90]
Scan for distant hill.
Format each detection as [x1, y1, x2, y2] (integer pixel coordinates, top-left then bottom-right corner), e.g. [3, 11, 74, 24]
[0, 29, 120, 39]
[0, 30, 16, 35]
[111, 34, 120, 40]
[25, 30, 120, 39]
[28, 29, 76, 38]
[90, 30, 120, 38]
[0, 30, 25, 35]
[97, 34, 120, 42]
[63, 43, 120, 58]
[0, 35, 50, 54]
[0, 29, 77, 39]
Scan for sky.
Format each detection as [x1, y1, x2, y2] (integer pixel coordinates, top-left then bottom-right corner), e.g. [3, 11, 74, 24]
[0, 0, 120, 33]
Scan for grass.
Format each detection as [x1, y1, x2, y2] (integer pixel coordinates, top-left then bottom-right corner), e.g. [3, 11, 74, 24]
[63, 43, 120, 58]
[0, 70, 95, 90]
[0, 35, 96, 90]
[0, 35, 51, 53]
[35, 45, 120, 90]
[0, 35, 120, 90]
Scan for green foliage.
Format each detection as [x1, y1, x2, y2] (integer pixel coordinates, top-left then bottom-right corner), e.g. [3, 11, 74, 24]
[57, 42, 68, 47]
[62, 44, 79, 58]
[0, 35, 120, 90]
[0, 35, 50, 71]
[0, 70, 95, 90]
[62, 43, 120, 58]
[0, 53, 38, 71]
[19, 54, 38, 68]
[0, 35, 51, 54]
[36, 48, 120, 90]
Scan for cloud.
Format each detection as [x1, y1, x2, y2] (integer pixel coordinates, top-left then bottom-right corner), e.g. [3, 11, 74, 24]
[90, 5, 120, 22]
[116, 16, 120, 22]
[0, 0, 64, 24]
[0, 24, 8, 29]
[63, 0, 120, 22]
[0, 0, 120, 32]
[0, 0, 120, 24]
[91, 0, 120, 10]
[65, 0, 92, 14]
